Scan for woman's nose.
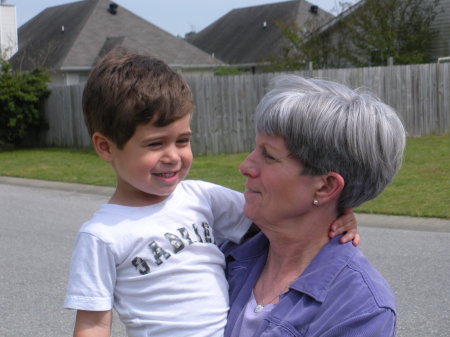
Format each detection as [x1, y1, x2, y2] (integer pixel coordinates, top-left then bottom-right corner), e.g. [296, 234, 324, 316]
[239, 151, 257, 177]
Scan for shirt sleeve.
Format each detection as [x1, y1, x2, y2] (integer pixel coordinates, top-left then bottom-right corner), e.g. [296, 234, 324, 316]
[200, 181, 252, 244]
[319, 307, 396, 337]
[64, 232, 116, 311]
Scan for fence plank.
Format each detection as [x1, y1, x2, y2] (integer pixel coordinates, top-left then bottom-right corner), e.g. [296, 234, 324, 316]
[41, 64, 450, 155]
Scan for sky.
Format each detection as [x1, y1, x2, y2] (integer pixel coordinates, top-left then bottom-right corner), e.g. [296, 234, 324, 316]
[10, 0, 357, 37]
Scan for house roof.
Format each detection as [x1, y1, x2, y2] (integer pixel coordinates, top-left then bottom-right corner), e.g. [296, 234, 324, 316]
[312, 0, 364, 36]
[186, 0, 334, 65]
[10, 0, 222, 72]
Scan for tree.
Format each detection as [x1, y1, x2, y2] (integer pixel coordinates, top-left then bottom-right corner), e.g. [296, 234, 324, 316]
[263, 15, 334, 71]
[0, 59, 50, 147]
[338, 0, 441, 66]
[264, 23, 314, 71]
[270, 0, 441, 69]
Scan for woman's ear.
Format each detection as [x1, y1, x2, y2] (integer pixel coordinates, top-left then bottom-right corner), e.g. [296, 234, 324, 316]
[315, 172, 344, 204]
[92, 132, 114, 162]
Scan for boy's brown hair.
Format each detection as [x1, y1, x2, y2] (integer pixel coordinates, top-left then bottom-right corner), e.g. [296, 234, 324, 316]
[82, 47, 193, 148]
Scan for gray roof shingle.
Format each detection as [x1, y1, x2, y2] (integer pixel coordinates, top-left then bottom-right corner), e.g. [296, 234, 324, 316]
[11, 0, 222, 71]
[186, 0, 334, 65]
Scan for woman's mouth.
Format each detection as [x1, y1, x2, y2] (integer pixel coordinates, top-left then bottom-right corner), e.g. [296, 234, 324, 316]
[244, 186, 260, 194]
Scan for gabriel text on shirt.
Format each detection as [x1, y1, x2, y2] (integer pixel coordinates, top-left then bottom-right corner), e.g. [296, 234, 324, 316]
[131, 222, 214, 275]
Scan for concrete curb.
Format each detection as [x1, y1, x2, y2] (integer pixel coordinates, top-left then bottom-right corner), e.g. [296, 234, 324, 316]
[1, 175, 449, 233]
[355, 213, 450, 233]
[0, 175, 114, 196]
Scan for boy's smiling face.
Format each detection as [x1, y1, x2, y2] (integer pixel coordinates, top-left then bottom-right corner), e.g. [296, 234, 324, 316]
[103, 114, 193, 206]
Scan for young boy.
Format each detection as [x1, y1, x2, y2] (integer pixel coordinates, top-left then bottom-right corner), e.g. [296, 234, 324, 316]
[64, 47, 357, 337]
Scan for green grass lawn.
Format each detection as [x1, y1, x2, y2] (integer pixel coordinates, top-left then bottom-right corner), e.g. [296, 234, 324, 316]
[355, 134, 450, 218]
[0, 134, 449, 218]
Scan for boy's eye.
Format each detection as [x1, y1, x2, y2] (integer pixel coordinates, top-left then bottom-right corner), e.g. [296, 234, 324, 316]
[177, 137, 191, 144]
[178, 138, 190, 143]
[148, 141, 162, 147]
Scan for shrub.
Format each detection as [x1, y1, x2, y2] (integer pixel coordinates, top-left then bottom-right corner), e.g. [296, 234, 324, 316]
[0, 59, 50, 146]
[214, 66, 245, 76]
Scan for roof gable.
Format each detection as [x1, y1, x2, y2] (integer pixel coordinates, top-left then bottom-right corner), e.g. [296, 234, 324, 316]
[186, 0, 334, 65]
[11, 0, 221, 71]
[11, 0, 94, 70]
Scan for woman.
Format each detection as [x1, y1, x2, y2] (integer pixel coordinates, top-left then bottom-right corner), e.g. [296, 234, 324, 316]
[224, 75, 405, 336]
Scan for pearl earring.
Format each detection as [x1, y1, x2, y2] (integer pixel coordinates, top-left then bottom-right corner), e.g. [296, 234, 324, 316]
[313, 199, 319, 206]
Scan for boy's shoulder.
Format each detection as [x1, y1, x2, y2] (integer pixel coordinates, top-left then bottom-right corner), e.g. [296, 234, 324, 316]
[179, 179, 219, 190]
[78, 203, 131, 235]
[178, 180, 244, 207]
[178, 180, 240, 197]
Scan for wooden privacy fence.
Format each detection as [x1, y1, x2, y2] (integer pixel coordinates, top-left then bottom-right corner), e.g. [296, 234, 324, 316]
[42, 85, 91, 148]
[42, 63, 450, 155]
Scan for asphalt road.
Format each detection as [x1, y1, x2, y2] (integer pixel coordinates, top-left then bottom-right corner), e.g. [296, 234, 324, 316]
[1, 177, 449, 337]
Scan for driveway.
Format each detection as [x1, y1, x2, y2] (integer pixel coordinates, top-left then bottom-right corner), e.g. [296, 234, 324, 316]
[0, 177, 449, 337]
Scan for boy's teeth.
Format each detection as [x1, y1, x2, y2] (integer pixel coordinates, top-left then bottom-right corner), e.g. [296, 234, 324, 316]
[156, 172, 175, 177]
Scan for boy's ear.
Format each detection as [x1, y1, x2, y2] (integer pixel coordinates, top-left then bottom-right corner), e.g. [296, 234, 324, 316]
[92, 132, 114, 162]
[315, 172, 344, 204]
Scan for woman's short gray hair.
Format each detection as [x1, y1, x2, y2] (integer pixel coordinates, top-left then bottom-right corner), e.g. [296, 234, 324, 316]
[256, 75, 406, 211]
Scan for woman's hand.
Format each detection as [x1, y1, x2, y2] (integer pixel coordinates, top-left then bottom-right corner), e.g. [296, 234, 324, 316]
[329, 208, 360, 246]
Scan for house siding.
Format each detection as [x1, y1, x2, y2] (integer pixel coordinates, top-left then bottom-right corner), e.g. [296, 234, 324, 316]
[428, 0, 450, 60]
[0, 3, 18, 59]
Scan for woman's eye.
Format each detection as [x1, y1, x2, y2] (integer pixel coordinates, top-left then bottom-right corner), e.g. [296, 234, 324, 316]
[262, 149, 276, 161]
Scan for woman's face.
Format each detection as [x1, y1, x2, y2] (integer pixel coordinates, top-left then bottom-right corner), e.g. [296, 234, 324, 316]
[240, 133, 321, 228]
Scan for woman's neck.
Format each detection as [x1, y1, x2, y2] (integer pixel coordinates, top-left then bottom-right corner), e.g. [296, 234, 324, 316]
[253, 231, 329, 307]
[260, 211, 336, 279]
[253, 211, 337, 307]
[267, 235, 328, 278]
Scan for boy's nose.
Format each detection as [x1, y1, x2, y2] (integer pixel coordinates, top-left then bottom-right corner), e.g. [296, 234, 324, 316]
[161, 145, 180, 164]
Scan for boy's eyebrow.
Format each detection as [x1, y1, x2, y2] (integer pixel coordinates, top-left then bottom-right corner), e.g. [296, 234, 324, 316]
[175, 130, 193, 138]
[141, 131, 192, 143]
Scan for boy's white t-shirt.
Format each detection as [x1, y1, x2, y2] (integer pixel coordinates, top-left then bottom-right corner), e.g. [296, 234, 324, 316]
[64, 180, 251, 337]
